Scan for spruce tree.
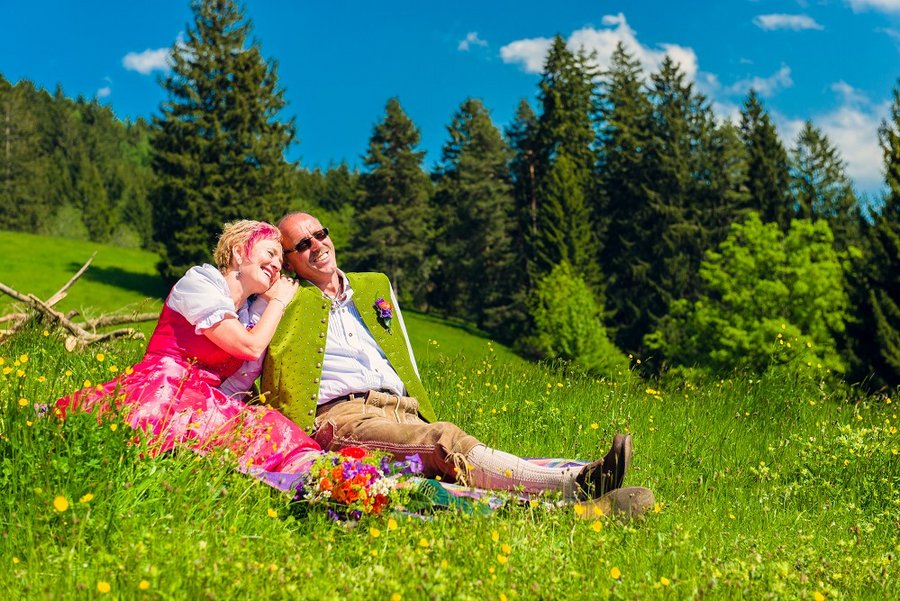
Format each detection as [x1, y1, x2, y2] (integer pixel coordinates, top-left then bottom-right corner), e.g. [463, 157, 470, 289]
[150, 0, 295, 283]
[596, 42, 654, 353]
[0, 78, 51, 231]
[789, 120, 863, 252]
[430, 98, 517, 335]
[531, 36, 602, 292]
[846, 83, 900, 387]
[739, 90, 792, 230]
[351, 98, 433, 306]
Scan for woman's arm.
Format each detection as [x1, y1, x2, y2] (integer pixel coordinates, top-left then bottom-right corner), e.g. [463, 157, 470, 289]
[203, 276, 297, 360]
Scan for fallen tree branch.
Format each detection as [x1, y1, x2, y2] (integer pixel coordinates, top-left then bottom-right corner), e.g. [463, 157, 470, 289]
[0, 255, 156, 348]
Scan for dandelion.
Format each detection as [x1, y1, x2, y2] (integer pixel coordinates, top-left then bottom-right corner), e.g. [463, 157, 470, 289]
[12, 557, 20, 564]
[267, 508, 278, 518]
[491, 530, 499, 542]
[125, 366, 134, 375]
[654, 502, 662, 514]
[138, 580, 150, 591]
[501, 543, 512, 554]
[388, 517, 398, 530]
[96, 353, 105, 362]
[591, 423, 599, 430]
[660, 577, 670, 587]
[369, 527, 381, 538]
[574, 504, 586, 517]
[391, 594, 402, 601]
[110, 424, 118, 432]
[97, 581, 111, 593]
[19, 354, 28, 363]
[18, 398, 28, 407]
[500, 594, 508, 601]
[814, 592, 825, 601]
[371, 550, 378, 557]
[53, 496, 69, 512]
[440, 560, 449, 569]
[610, 566, 621, 579]
[65, 369, 72, 376]
[418, 538, 430, 548]
[42, 330, 49, 337]
[497, 554, 508, 564]
[83, 379, 92, 388]
[109, 365, 118, 373]
[79, 493, 94, 504]
[591, 521, 603, 533]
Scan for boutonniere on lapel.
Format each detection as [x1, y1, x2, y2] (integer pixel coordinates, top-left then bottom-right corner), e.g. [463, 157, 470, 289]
[373, 297, 393, 333]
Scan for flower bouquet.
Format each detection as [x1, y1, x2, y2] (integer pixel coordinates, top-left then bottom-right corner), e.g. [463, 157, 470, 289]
[295, 446, 424, 518]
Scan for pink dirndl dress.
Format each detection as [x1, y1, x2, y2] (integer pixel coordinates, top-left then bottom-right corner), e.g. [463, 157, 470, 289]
[55, 266, 320, 474]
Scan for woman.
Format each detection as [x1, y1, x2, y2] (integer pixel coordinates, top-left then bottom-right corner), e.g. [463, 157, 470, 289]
[56, 220, 321, 473]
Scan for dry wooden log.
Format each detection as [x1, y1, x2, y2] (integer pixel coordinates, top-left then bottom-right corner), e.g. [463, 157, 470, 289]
[0, 253, 158, 348]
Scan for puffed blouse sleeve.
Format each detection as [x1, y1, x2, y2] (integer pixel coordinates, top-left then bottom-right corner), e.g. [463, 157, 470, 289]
[166, 264, 239, 334]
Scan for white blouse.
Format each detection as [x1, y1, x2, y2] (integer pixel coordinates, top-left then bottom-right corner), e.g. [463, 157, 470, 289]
[166, 264, 265, 398]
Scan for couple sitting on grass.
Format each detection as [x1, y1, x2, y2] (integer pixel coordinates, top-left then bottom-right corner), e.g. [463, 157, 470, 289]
[57, 212, 643, 511]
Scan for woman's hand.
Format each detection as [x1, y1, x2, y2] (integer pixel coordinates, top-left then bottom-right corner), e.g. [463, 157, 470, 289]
[263, 275, 299, 307]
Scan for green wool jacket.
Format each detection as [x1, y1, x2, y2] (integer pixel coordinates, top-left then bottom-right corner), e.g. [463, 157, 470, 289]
[260, 272, 436, 434]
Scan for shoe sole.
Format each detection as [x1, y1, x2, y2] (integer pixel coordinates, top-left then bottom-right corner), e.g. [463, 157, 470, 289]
[574, 486, 655, 520]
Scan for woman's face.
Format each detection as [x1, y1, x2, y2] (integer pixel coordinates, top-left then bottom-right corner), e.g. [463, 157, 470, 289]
[238, 238, 283, 293]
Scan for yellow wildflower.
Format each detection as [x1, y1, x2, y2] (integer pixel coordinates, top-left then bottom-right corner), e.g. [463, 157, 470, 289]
[591, 521, 603, 532]
[79, 493, 94, 504]
[138, 580, 150, 590]
[369, 527, 381, 538]
[267, 508, 278, 518]
[53, 496, 69, 512]
[610, 566, 621, 579]
[97, 581, 111, 594]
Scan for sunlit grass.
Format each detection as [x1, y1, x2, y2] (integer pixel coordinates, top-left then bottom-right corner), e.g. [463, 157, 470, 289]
[1, 324, 897, 599]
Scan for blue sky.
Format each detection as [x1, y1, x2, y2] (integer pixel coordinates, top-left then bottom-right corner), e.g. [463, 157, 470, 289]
[2, 1, 899, 198]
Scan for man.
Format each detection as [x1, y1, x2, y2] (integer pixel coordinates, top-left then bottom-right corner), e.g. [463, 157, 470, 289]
[262, 212, 632, 500]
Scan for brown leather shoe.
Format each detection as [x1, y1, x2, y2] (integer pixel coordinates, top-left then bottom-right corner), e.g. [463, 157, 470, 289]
[575, 433, 633, 499]
[574, 486, 655, 520]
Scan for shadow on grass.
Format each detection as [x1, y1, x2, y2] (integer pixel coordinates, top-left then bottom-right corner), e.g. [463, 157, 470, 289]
[75, 263, 168, 299]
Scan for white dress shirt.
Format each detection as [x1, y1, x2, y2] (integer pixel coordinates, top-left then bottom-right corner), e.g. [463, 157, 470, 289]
[317, 272, 410, 404]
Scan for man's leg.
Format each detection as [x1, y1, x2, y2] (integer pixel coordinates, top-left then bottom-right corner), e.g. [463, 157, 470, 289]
[315, 391, 631, 499]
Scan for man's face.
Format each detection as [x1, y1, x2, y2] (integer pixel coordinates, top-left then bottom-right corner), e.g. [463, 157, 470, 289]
[280, 214, 338, 285]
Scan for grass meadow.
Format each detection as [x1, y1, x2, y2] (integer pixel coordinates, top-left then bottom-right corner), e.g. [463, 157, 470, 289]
[1, 233, 898, 599]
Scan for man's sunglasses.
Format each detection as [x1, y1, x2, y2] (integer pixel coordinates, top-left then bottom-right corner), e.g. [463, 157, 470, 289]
[284, 228, 329, 254]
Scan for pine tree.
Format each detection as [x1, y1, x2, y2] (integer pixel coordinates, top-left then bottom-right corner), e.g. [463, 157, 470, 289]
[0, 78, 51, 231]
[596, 42, 654, 353]
[430, 98, 517, 335]
[150, 0, 295, 283]
[530, 36, 602, 292]
[846, 83, 900, 387]
[351, 98, 433, 306]
[739, 90, 792, 230]
[789, 121, 863, 252]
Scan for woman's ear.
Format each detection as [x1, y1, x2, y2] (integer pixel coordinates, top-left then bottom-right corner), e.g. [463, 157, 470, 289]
[232, 244, 244, 267]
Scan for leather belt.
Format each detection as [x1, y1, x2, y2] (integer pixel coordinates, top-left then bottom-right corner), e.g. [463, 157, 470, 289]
[324, 389, 395, 405]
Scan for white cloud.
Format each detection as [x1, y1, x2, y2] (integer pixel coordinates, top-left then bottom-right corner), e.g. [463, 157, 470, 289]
[500, 13, 698, 80]
[499, 37, 553, 72]
[847, 0, 900, 13]
[773, 83, 887, 194]
[725, 65, 793, 97]
[753, 14, 824, 31]
[96, 86, 111, 99]
[458, 31, 487, 52]
[122, 48, 171, 74]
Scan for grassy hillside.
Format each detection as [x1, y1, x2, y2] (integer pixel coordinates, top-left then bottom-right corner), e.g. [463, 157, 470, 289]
[1, 231, 897, 599]
[0, 230, 521, 363]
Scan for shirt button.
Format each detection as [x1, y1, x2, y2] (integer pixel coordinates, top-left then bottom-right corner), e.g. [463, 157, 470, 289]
[319, 332, 325, 338]
[307, 409, 314, 416]
[310, 394, 316, 400]
[316, 362, 322, 368]
[313, 377, 319, 383]
[320, 318, 326, 323]
[348, 333, 353, 337]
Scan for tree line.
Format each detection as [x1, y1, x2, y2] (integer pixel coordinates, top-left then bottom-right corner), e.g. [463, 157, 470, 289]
[0, 0, 897, 388]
